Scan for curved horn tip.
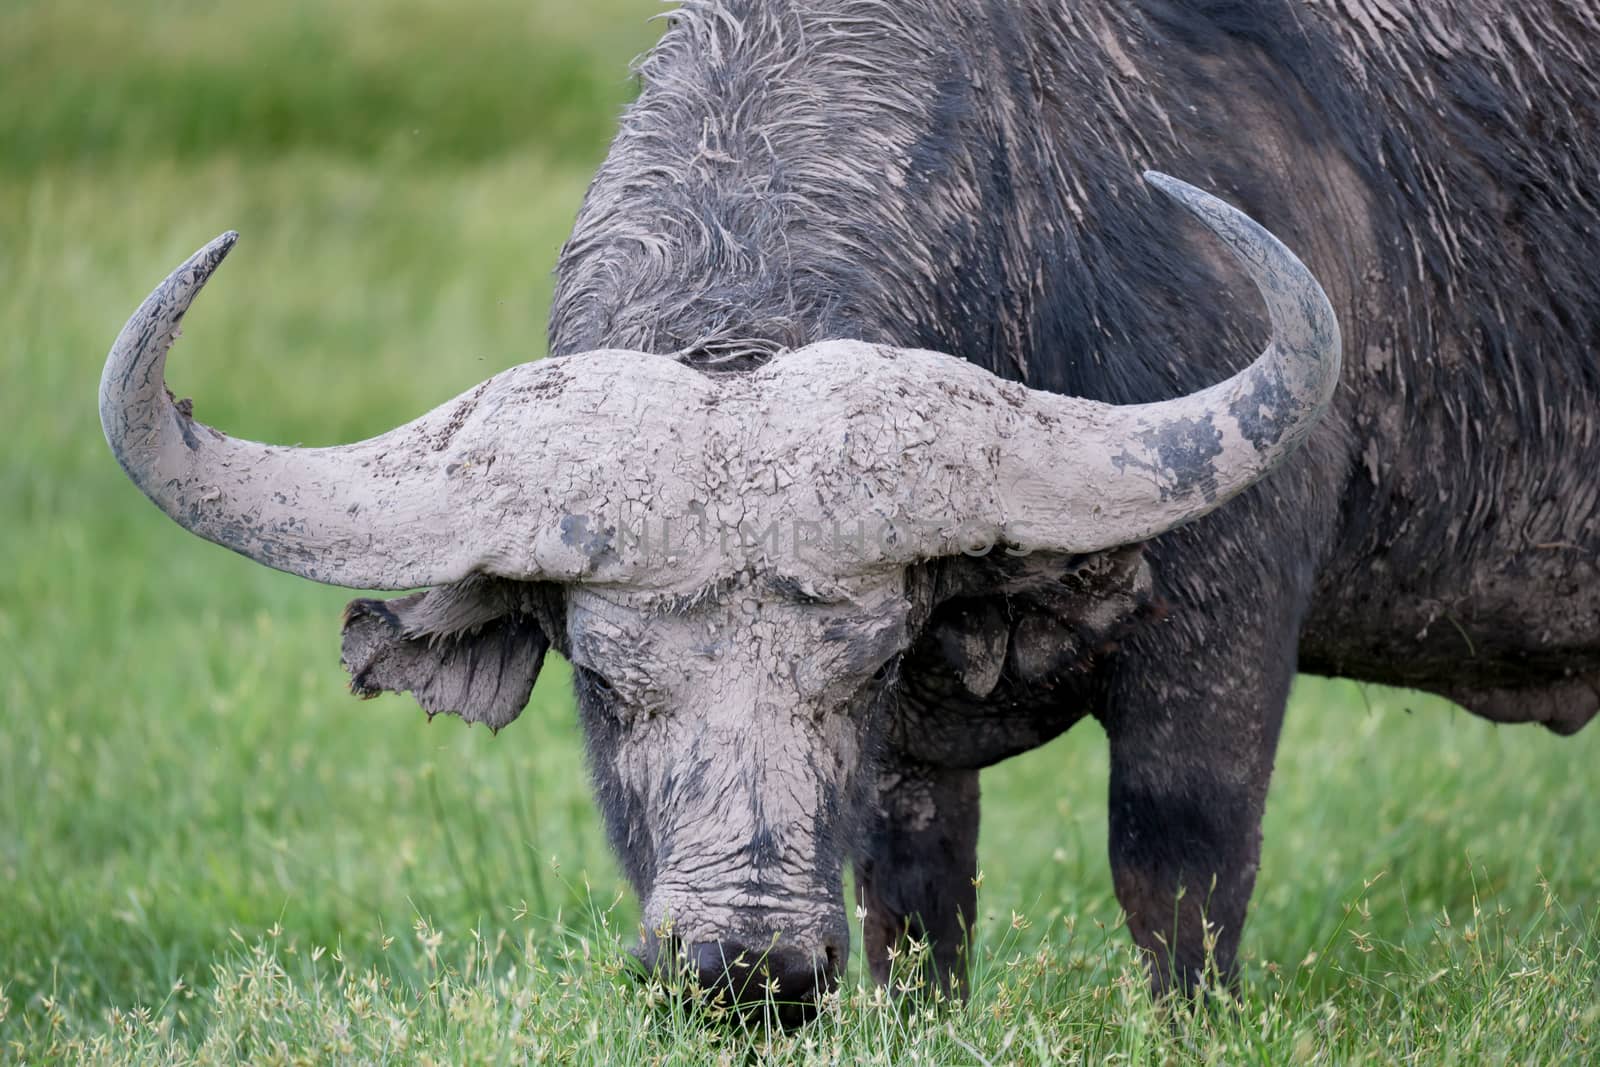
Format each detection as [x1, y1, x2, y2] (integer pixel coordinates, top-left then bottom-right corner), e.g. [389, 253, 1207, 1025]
[1141, 171, 1238, 233]
[1140, 168, 1338, 352]
[111, 229, 241, 359]
[164, 231, 241, 312]
[191, 230, 240, 285]
[206, 229, 239, 256]
[99, 230, 242, 466]
[173, 230, 240, 317]
[1140, 169, 1194, 200]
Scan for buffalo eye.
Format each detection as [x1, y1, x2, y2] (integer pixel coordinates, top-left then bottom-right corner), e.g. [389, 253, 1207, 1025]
[579, 667, 616, 699]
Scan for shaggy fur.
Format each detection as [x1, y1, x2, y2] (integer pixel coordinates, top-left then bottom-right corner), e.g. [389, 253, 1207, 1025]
[543, 0, 1600, 997]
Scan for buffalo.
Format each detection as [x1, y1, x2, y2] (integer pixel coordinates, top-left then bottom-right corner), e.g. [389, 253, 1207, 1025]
[101, 0, 1598, 1016]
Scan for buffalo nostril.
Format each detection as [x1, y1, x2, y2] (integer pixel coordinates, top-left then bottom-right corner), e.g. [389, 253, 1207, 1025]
[686, 940, 835, 1012]
[689, 940, 763, 1002]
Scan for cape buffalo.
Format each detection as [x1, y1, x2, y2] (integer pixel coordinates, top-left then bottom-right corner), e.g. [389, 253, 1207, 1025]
[101, 0, 1597, 1015]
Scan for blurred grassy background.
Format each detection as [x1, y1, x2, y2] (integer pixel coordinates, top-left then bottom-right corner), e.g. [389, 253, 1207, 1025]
[1, 0, 1595, 1060]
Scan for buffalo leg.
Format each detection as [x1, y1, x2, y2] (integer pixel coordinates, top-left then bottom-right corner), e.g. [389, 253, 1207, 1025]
[854, 763, 980, 996]
[1101, 594, 1299, 997]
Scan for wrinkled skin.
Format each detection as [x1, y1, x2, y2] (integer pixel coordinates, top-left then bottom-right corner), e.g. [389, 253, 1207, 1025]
[567, 576, 908, 983]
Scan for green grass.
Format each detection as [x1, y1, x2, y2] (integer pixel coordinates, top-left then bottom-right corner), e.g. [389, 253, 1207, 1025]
[2, 1, 1596, 1062]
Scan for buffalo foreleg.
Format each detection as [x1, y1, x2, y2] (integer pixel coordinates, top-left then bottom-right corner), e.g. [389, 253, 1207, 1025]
[853, 763, 980, 997]
[1100, 588, 1299, 997]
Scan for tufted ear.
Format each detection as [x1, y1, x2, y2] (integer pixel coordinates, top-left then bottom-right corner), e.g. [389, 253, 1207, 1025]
[340, 576, 552, 732]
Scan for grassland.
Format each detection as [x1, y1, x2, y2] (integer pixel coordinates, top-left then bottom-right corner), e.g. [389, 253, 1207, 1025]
[1, 1, 1596, 1062]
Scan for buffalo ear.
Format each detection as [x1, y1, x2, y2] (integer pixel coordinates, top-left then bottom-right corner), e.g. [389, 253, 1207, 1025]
[340, 577, 551, 733]
[931, 545, 1161, 688]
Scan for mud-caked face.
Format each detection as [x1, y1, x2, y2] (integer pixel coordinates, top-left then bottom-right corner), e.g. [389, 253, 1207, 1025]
[565, 569, 912, 996]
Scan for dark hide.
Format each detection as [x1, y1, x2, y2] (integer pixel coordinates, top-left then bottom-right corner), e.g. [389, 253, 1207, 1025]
[370, 0, 1600, 998]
